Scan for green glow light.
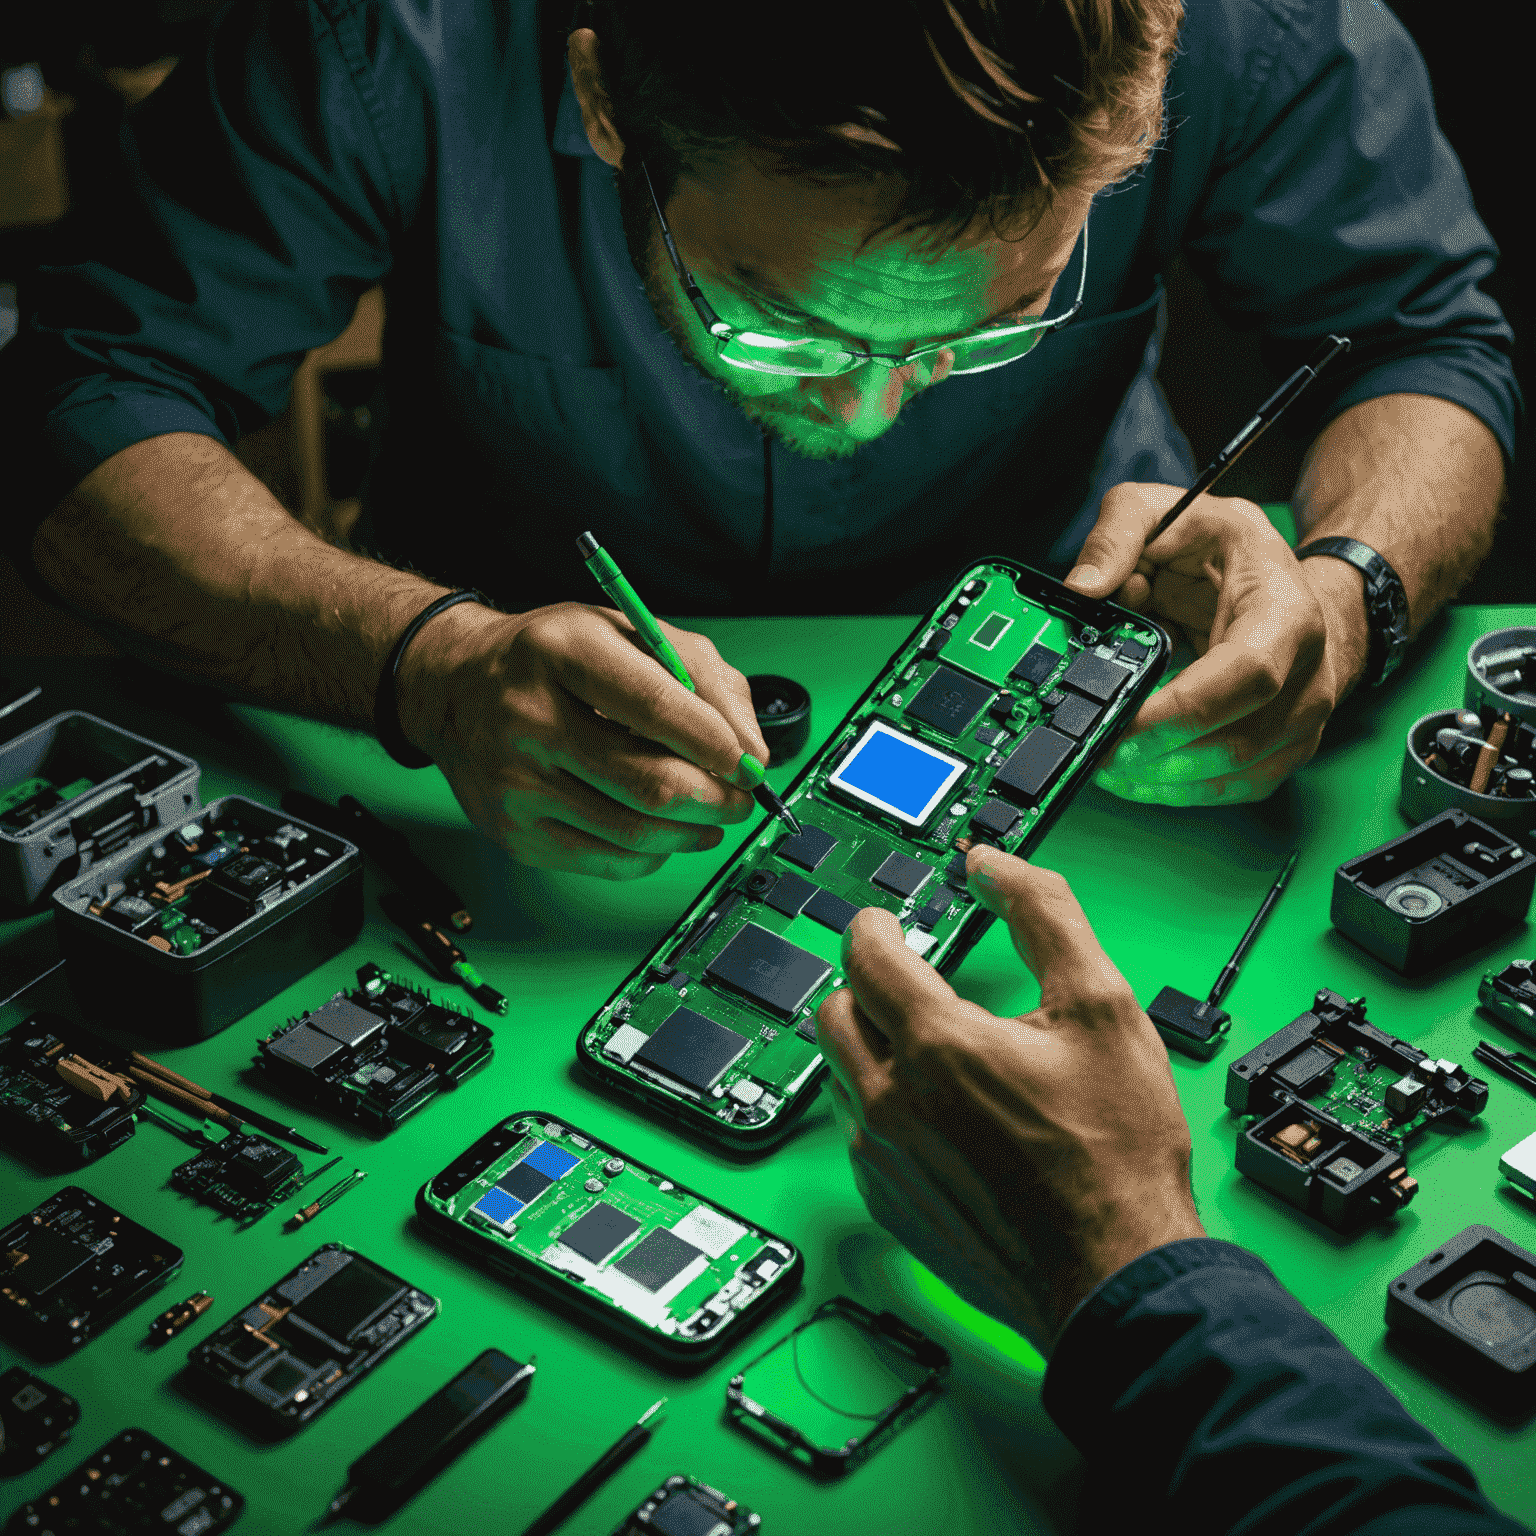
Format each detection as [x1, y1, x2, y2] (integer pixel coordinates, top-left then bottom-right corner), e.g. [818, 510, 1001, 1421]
[903, 1254, 1046, 1375]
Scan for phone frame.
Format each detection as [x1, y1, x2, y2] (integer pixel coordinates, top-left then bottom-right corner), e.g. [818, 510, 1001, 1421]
[414, 1111, 804, 1371]
[575, 558, 1171, 1152]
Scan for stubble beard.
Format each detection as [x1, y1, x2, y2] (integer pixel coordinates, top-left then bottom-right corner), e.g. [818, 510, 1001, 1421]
[614, 164, 864, 463]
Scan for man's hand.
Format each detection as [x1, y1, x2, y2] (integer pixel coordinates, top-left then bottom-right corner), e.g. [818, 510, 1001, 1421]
[1065, 483, 1367, 805]
[396, 600, 770, 879]
[816, 845, 1204, 1352]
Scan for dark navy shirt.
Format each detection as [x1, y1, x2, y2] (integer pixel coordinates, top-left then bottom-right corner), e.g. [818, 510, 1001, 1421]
[2, 0, 1520, 615]
[1047, 1239, 1531, 1535]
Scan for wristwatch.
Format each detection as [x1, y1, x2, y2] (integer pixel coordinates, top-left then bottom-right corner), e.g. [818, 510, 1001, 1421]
[1294, 536, 1411, 688]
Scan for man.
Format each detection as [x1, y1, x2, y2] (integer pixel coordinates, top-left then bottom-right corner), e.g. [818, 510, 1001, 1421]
[821, 843, 1530, 1533]
[0, 0, 1517, 877]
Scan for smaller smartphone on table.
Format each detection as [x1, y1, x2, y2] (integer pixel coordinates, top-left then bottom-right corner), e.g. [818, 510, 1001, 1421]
[416, 1111, 801, 1369]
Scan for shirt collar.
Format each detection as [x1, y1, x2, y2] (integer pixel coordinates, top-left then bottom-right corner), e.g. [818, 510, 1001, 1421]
[553, 60, 597, 158]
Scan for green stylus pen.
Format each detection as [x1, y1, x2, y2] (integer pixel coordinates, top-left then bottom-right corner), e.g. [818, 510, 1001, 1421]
[576, 531, 800, 836]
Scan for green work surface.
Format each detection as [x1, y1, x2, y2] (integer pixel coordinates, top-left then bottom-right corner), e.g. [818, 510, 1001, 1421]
[3, 601, 1534, 1534]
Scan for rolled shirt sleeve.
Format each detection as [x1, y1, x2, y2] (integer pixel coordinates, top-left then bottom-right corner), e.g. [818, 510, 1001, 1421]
[0, 0, 410, 550]
[1167, 0, 1522, 462]
[1043, 1238, 1531, 1536]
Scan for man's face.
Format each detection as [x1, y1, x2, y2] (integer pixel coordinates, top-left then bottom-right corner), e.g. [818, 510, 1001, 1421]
[623, 155, 1094, 462]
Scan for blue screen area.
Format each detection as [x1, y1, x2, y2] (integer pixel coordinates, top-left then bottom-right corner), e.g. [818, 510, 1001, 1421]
[838, 730, 958, 819]
[472, 1186, 524, 1226]
[523, 1141, 581, 1180]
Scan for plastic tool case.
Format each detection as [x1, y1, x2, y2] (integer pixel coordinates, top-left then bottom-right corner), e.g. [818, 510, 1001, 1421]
[53, 796, 363, 1040]
[0, 711, 200, 907]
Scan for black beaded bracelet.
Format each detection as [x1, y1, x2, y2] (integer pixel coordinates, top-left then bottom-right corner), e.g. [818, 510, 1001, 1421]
[373, 588, 486, 768]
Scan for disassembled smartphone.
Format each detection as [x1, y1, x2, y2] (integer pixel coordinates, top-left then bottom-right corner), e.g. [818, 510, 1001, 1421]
[1225, 989, 1488, 1232]
[576, 559, 1169, 1149]
[186, 1244, 437, 1433]
[0, 1013, 144, 1167]
[0, 1364, 79, 1475]
[3, 1427, 243, 1536]
[0, 1188, 183, 1359]
[416, 1112, 801, 1368]
[611, 1474, 760, 1536]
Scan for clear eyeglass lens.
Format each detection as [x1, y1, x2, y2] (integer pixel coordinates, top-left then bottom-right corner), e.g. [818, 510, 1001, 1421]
[718, 320, 1052, 378]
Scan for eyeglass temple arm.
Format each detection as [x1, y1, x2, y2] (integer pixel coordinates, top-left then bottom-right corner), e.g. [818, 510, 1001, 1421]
[642, 161, 732, 339]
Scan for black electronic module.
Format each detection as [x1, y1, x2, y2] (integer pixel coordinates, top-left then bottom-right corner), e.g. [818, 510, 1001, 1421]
[1225, 989, 1488, 1232]
[256, 963, 494, 1132]
[169, 1130, 337, 1223]
[3, 1427, 243, 1536]
[187, 1244, 437, 1433]
[0, 1013, 143, 1166]
[0, 1188, 183, 1358]
[614, 1474, 761, 1535]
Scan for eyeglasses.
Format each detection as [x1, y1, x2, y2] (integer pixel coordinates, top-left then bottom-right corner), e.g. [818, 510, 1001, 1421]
[642, 160, 1089, 379]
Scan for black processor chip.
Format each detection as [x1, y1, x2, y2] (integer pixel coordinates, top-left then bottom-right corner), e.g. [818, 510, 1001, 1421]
[307, 997, 387, 1049]
[225, 1136, 301, 1197]
[559, 1203, 642, 1266]
[1049, 692, 1103, 740]
[804, 889, 861, 934]
[1061, 652, 1133, 702]
[970, 797, 1021, 842]
[634, 1007, 752, 1092]
[1010, 643, 1063, 689]
[871, 852, 932, 900]
[993, 726, 1075, 807]
[905, 666, 994, 737]
[704, 924, 833, 1018]
[612, 1229, 705, 1292]
[764, 871, 818, 919]
[778, 823, 837, 872]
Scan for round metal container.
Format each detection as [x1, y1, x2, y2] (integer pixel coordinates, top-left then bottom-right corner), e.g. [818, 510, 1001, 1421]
[748, 674, 812, 766]
[1401, 708, 1536, 838]
[1465, 624, 1536, 727]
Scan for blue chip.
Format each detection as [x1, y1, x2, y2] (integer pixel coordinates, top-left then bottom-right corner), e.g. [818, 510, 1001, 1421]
[522, 1140, 581, 1180]
[472, 1186, 524, 1227]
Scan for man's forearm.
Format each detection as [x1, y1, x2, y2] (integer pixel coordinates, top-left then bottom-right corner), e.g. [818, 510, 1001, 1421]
[31, 432, 452, 726]
[1292, 393, 1506, 667]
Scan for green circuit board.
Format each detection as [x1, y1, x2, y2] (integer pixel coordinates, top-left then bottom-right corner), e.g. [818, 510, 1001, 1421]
[577, 559, 1168, 1148]
[420, 1115, 796, 1346]
[1314, 1048, 1446, 1149]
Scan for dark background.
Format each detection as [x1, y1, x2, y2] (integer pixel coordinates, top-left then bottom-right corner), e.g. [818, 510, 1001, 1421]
[0, 0, 1528, 630]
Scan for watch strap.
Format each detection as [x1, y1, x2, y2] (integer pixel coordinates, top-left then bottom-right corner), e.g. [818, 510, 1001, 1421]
[1294, 536, 1410, 687]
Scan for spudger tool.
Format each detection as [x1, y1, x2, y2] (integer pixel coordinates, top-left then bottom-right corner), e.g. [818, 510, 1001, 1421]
[378, 890, 509, 1014]
[1149, 335, 1351, 539]
[1473, 1040, 1536, 1099]
[1148, 848, 1300, 1059]
[129, 1050, 329, 1153]
[282, 788, 473, 932]
[325, 1350, 535, 1521]
[518, 1397, 667, 1536]
[576, 530, 801, 836]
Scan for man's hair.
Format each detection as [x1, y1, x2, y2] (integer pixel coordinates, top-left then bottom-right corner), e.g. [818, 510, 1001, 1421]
[571, 0, 1183, 253]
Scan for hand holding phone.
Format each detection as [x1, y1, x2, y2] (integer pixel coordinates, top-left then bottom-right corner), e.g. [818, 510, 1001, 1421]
[817, 844, 1206, 1351]
[1071, 485, 1337, 805]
